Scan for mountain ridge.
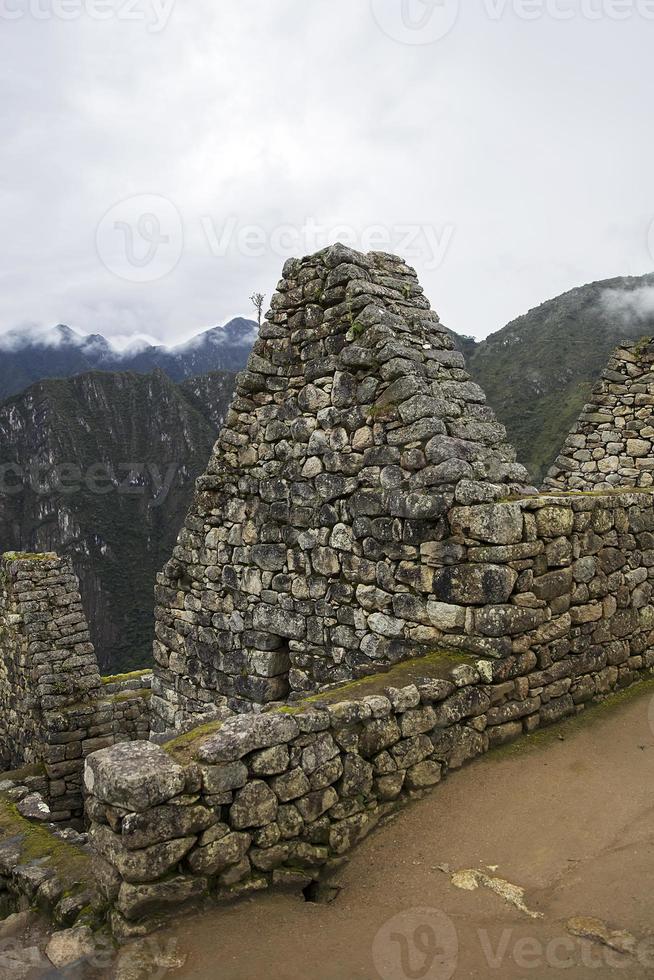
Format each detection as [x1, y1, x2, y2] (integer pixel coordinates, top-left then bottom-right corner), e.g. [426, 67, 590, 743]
[0, 367, 237, 671]
[0, 318, 258, 402]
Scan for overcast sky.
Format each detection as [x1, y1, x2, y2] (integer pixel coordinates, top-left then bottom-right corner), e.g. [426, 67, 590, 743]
[2, 0, 653, 347]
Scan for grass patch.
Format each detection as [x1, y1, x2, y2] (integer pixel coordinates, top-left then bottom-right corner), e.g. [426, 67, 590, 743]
[104, 688, 152, 704]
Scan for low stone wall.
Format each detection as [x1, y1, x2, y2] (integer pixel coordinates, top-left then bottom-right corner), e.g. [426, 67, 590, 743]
[85, 631, 654, 938]
[0, 554, 152, 820]
[44, 685, 151, 821]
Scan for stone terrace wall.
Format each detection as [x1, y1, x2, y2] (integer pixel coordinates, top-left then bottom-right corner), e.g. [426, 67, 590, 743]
[0, 553, 151, 820]
[152, 245, 534, 733]
[86, 584, 654, 939]
[544, 339, 654, 491]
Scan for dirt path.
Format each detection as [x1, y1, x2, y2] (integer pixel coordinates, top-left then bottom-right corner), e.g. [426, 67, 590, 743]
[169, 685, 654, 980]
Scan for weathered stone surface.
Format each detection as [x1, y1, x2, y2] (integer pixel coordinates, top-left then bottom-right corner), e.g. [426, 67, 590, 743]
[433, 565, 518, 605]
[474, 605, 549, 637]
[85, 742, 186, 812]
[187, 832, 251, 875]
[201, 762, 248, 795]
[450, 503, 524, 545]
[17, 793, 51, 822]
[405, 761, 442, 790]
[46, 927, 97, 969]
[90, 824, 196, 884]
[117, 876, 207, 920]
[250, 745, 290, 776]
[230, 781, 279, 829]
[339, 755, 374, 797]
[122, 804, 216, 850]
[270, 768, 311, 802]
[359, 717, 401, 756]
[295, 788, 338, 822]
[198, 716, 299, 764]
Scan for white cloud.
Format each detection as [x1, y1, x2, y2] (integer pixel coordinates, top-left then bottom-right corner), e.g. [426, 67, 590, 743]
[600, 285, 654, 328]
[1, 1, 653, 345]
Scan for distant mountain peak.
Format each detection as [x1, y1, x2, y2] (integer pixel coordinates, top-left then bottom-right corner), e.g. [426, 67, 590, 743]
[0, 318, 259, 403]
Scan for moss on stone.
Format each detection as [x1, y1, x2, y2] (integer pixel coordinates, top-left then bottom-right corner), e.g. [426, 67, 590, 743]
[104, 689, 152, 704]
[506, 487, 654, 503]
[101, 669, 151, 686]
[0, 797, 93, 892]
[276, 649, 478, 710]
[163, 719, 225, 764]
[1, 552, 56, 562]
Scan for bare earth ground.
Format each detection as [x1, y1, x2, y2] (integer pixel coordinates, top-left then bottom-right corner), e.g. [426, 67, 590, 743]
[169, 683, 654, 980]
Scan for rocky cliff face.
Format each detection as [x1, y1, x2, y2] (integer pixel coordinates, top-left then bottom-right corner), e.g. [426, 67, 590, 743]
[0, 369, 236, 672]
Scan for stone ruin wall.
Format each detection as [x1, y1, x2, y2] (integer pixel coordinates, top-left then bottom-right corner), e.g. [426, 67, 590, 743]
[87, 483, 654, 936]
[151, 244, 535, 733]
[0, 553, 151, 820]
[1, 246, 654, 937]
[545, 338, 654, 491]
[89, 245, 654, 936]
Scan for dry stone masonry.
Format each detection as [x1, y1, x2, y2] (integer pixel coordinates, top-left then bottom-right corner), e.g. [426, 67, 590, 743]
[87, 526, 654, 939]
[0, 553, 151, 819]
[545, 339, 654, 491]
[3, 247, 654, 943]
[152, 245, 535, 733]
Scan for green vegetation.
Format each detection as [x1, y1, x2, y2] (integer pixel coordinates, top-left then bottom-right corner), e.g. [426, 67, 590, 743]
[348, 321, 366, 339]
[0, 369, 235, 674]
[276, 648, 478, 709]
[450, 272, 654, 482]
[101, 669, 151, 686]
[104, 688, 152, 704]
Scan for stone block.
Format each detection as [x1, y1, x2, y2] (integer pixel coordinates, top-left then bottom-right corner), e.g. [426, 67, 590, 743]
[84, 742, 186, 812]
